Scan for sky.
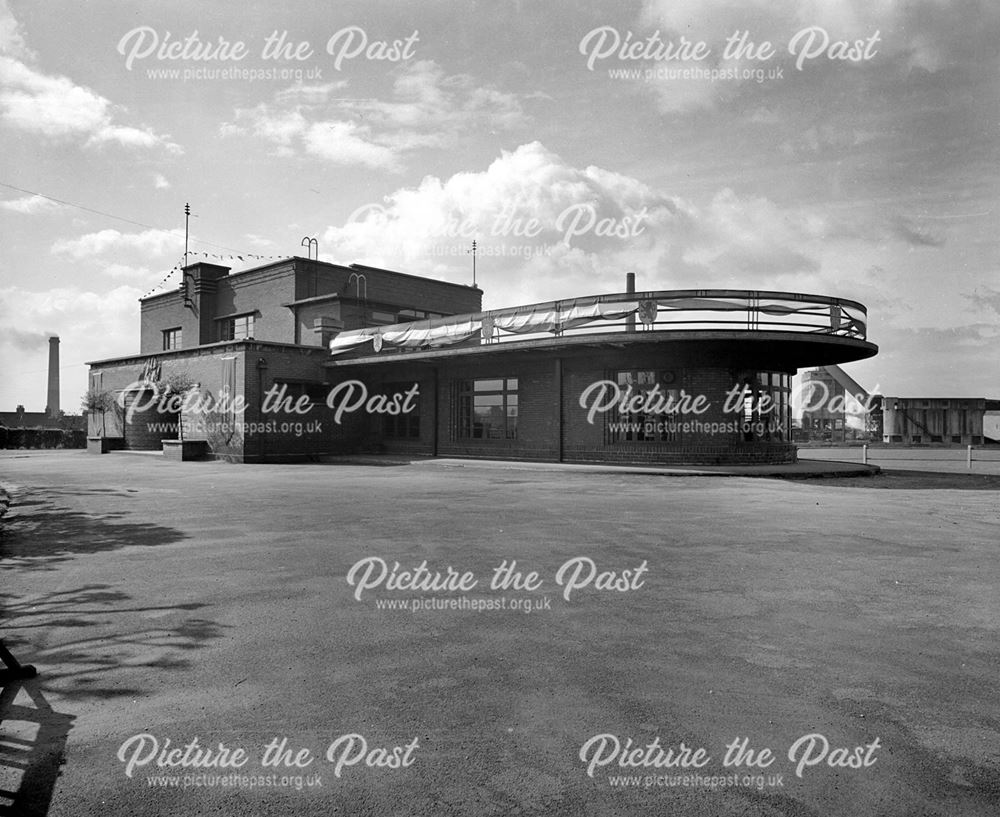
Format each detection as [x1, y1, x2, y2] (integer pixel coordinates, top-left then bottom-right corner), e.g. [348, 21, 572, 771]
[1, 0, 998, 414]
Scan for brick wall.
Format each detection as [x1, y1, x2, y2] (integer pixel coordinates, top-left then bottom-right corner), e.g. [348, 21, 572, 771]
[90, 346, 249, 459]
[347, 264, 481, 315]
[140, 258, 481, 356]
[296, 301, 343, 347]
[431, 357, 560, 461]
[140, 293, 191, 355]
[242, 343, 333, 462]
[330, 344, 799, 465]
[217, 266, 297, 345]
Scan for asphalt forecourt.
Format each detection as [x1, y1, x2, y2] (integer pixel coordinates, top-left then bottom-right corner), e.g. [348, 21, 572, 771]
[1, 451, 997, 816]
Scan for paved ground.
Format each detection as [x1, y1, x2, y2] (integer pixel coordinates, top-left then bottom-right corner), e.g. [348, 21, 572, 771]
[1, 450, 998, 816]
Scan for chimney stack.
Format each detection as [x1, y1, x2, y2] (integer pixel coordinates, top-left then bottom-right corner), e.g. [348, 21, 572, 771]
[46, 335, 60, 418]
[626, 272, 636, 333]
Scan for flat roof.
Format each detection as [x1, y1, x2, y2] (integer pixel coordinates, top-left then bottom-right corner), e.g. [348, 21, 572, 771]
[140, 257, 480, 303]
[86, 339, 325, 367]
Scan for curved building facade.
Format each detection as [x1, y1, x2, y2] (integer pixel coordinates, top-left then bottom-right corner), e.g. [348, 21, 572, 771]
[327, 288, 877, 466]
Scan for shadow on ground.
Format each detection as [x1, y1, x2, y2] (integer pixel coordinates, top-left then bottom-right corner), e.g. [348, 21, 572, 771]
[1, 588, 228, 814]
[1, 483, 229, 815]
[0, 485, 187, 571]
[0, 674, 74, 817]
[1, 586, 228, 702]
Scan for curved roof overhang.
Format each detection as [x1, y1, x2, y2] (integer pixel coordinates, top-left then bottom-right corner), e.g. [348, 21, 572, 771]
[324, 330, 877, 372]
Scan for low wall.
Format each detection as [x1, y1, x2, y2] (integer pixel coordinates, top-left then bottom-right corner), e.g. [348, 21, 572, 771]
[1, 428, 86, 449]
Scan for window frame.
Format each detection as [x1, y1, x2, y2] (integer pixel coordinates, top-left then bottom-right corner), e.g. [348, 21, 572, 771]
[220, 313, 256, 341]
[606, 369, 680, 443]
[162, 327, 182, 351]
[453, 377, 518, 441]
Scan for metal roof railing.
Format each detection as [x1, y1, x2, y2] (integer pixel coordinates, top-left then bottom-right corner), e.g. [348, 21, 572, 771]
[329, 289, 868, 356]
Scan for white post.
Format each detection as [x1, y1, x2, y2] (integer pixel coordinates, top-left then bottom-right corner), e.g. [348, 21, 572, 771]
[967, 445, 972, 470]
[862, 444, 868, 464]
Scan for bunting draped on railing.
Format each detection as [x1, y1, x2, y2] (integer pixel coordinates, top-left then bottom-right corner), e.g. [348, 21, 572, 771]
[329, 289, 868, 357]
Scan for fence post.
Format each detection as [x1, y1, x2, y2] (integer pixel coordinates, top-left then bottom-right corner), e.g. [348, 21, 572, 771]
[862, 444, 868, 465]
[967, 445, 972, 470]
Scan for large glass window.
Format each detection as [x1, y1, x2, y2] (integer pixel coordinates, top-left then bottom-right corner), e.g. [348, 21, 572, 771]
[607, 370, 680, 443]
[455, 378, 518, 440]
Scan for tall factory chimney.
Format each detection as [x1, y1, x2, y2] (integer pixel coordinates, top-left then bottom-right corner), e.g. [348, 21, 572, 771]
[46, 335, 60, 418]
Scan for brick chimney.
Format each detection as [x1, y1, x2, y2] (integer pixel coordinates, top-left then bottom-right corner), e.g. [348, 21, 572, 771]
[182, 262, 230, 344]
[46, 335, 60, 417]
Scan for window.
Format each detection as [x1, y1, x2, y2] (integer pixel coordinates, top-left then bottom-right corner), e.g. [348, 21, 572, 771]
[735, 371, 791, 442]
[397, 308, 446, 322]
[455, 378, 518, 440]
[162, 328, 182, 351]
[222, 313, 255, 340]
[607, 370, 679, 442]
[383, 382, 420, 438]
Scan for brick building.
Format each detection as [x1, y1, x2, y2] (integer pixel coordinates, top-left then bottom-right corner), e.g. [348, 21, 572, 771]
[86, 257, 481, 461]
[88, 259, 877, 464]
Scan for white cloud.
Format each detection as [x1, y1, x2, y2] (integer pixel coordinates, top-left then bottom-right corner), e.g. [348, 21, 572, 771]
[153, 173, 170, 190]
[274, 80, 349, 105]
[322, 141, 833, 306]
[0, 285, 141, 347]
[632, 0, 996, 112]
[0, 283, 143, 410]
[0, 56, 107, 134]
[641, 0, 899, 36]
[221, 59, 529, 171]
[0, 5, 180, 152]
[51, 228, 180, 260]
[0, 0, 32, 59]
[302, 120, 401, 170]
[91, 123, 173, 150]
[682, 188, 824, 275]
[0, 193, 62, 214]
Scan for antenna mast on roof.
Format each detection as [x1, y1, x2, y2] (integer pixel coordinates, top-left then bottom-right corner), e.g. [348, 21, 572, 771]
[184, 202, 190, 268]
[468, 239, 477, 287]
